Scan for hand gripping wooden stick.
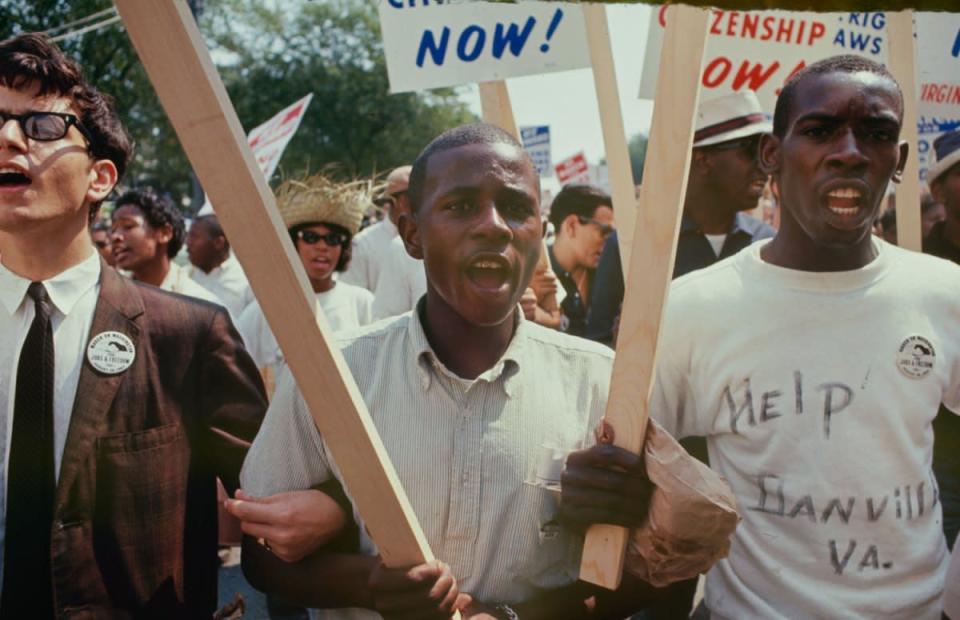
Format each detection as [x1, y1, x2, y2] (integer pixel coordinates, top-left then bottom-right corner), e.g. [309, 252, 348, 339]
[578, 5, 709, 590]
[114, 6, 456, 613]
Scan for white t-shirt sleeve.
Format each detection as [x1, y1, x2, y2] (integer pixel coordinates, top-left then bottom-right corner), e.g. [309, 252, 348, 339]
[356, 288, 374, 326]
[240, 365, 333, 495]
[649, 293, 701, 439]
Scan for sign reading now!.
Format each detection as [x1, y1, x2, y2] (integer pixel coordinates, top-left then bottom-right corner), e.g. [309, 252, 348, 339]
[640, 8, 960, 183]
[378, 0, 590, 93]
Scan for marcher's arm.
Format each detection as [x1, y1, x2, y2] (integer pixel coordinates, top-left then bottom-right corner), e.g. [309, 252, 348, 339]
[198, 308, 268, 492]
[243, 542, 468, 618]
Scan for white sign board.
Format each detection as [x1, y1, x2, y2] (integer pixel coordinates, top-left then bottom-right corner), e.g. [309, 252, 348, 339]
[914, 13, 960, 183]
[640, 8, 960, 183]
[379, 1, 590, 93]
[521, 125, 551, 176]
[200, 94, 312, 214]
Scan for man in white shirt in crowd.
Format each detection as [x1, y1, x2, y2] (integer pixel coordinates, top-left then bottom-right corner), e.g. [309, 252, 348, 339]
[230, 123, 664, 619]
[186, 213, 255, 320]
[652, 55, 960, 620]
[110, 188, 221, 304]
[341, 165, 411, 293]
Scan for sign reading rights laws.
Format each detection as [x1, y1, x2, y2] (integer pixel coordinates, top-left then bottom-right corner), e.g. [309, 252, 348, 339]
[378, 0, 590, 93]
[640, 8, 960, 183]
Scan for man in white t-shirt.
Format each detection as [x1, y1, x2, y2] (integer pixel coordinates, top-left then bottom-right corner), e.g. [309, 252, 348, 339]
[652, 55, 960, 620]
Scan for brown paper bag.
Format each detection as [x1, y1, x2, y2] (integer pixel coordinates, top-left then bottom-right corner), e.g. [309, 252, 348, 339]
[624, 419, 739, 587]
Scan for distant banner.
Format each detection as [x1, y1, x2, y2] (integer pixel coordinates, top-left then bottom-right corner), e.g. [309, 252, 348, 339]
[640, 9, 960, 183]
[378, 0, 590, 93]
[521, 125, 552, 177]
[199, 94, 312, 214]
[914, 13, 960, 183]
[555, 151, 590, 185]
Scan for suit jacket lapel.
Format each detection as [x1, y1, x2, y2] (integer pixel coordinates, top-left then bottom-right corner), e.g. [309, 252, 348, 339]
[56, 264, 144, 508]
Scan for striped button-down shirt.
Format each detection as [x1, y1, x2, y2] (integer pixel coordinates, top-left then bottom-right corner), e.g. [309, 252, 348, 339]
[240, 305, 614, 618]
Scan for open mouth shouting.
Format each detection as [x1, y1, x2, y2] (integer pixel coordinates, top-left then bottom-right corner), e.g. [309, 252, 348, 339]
[826, 187, 863, 217]
[0, 164, 31, 192]
[466, 253, 512, 293]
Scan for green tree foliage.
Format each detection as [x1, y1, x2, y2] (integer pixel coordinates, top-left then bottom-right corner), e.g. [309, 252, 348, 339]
[1, 0, 475, 211]
[628, 132, 648, 185]
[206, 0, 474, 182]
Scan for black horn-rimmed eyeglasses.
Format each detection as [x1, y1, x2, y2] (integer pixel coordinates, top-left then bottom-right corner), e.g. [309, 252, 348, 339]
[0, 111, 92, 142]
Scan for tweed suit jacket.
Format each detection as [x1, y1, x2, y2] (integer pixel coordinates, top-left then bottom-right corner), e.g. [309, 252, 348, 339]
[46, 264, 266, 619]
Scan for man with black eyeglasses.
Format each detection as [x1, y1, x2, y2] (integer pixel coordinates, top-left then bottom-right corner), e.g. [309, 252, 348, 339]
[0, 33, 267, 617]
[546, 183, 614, 337]
[587, 91, 775, 348]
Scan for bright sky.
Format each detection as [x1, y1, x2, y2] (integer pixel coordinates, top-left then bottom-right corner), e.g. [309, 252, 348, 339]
[459, 4, 654, 193]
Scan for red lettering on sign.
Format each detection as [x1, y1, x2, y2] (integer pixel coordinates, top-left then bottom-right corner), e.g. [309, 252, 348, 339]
[732, 60, 780, 91]
[703, 57, 733, 88]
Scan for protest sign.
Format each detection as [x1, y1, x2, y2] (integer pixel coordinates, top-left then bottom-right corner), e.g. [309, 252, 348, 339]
[199, 93, 312, 214]
[521, 125, 552, 176]
[640, 8, 960, 184]
[639, 8, 887, 110]
[378, 0, 590, 93]
[915, 13, 960, 183]
[555, 151, 590, 185]
[248, 93, 313, 182]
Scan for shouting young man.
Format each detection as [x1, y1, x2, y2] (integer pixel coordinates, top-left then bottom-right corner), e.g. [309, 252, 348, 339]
[234, 124, 661, 619]
[0, 34, 266, 617]
[652, 56, 960, 619]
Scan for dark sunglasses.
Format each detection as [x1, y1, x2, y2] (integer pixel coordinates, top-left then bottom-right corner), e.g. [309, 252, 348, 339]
[297, 229, 347, 247]
[0, 111, 92, 142]
[93, 240, 109, 249]
[577, 215, 614, 237]
[707, 135, 762, 160]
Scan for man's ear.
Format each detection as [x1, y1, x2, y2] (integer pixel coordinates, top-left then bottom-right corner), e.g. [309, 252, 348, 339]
[891, 140, 909, 184]
[85, 159, 118, 205]
[397, 210, 423, 260]
[691, 148, 711, 174]
[561, 213, 579, 238]
[931, 178, 945, 204]
[758, 133, 781, 176]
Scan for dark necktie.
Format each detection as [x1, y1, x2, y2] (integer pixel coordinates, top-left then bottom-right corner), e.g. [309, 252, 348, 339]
[1, 282, 56, 618]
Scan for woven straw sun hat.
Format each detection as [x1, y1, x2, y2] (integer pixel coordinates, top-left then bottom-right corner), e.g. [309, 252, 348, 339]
[275, 172, 371, 236]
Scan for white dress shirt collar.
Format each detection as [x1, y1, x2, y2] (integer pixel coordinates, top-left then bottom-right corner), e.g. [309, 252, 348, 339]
[0, 251, 101, 317]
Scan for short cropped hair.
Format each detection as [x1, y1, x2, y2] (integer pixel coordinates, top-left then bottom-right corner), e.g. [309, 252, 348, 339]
[116, 189, 185, 259]
[547, 184, 612, 231]
[0, 33, 132, 185]
[408, 123, 527, 214]
[288, 222, 354, 272]
[773, 55, 903, 139]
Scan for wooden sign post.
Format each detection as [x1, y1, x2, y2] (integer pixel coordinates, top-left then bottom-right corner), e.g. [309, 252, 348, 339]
[582, 5, 639, 274]
[114, 0, 443, 575]
[579, 4, 710, 590]
[886, 10, 923, 252]
[479, 80, 519, 139]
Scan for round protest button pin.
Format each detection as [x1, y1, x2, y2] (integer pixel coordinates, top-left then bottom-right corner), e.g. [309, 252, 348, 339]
[86, 331, 136, 374]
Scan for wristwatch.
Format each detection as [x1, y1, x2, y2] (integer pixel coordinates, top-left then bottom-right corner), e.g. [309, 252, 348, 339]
[495, 603, 520, 620]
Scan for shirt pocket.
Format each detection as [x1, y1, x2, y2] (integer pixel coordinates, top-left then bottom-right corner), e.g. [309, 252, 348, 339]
[95, 423, 189, 603]
[506, 481, 581, 588]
